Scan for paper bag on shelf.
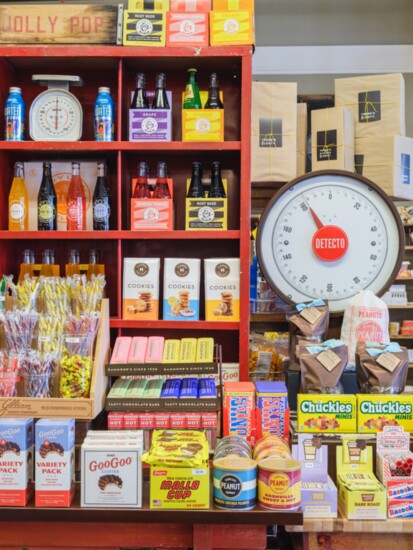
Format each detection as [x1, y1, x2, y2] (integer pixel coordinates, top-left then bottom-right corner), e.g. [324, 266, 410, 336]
[251, 82, 297, 182]
[334, 73, 405, 139]
[311, 106, 354, 172]
[355, 135, 413, 199]
[296, 103, 307, 176]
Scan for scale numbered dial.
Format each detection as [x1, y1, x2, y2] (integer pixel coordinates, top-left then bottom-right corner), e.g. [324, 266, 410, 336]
[257, 170, 404, 313]
[29, 89, 82, 141]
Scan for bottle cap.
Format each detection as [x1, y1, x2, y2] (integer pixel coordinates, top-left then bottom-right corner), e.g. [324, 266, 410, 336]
[98, 87, 110, 94]
[188, 68, 197, 73]
[136, 73, 146, 83]
[9, 87, 21, 94]
[138, 161, 149, 177]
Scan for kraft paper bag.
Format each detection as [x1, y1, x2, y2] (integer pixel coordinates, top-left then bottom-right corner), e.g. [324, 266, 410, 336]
[335, 73, 405, 139]
[311, 106, 354, 171]
[251, 82, 297, 182]
[297, 103, 307, 176]
[355, 135, 413, 199]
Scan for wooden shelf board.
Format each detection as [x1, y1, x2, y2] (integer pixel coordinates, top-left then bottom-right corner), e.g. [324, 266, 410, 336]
[250, 313, 287, 323]
[286, 515, 413, 533]
[391, 335, 413, 339]
[388, 305, 413, 309]
[0, 141, 241, 152]
[110, 319, 240, 330]
[0, 483, 303, 526]
[0, 45, 253, 59]
[0, 230, 240, 240]
[405, 246, 413, 250]
[395, 278, 413, 282]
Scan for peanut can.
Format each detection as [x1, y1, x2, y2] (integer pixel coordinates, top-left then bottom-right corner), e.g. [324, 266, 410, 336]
[257, 458, 301, 510]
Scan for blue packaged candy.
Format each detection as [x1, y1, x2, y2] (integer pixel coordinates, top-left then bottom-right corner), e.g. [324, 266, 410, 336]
[161, 378, 181, 398]
[198, 378, 217, 399]
[179, 378, 199, 399]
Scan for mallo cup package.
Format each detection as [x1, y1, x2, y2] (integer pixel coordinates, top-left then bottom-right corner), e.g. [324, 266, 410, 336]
[122, 258, 160, 320]
[163, 258, 200, 321]
[204, 258, 240, 321]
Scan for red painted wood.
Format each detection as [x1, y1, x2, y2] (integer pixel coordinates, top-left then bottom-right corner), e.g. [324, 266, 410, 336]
[110, 319, 240, 330]
[0, 230, 240, 240]
[193, 524, 212, 550]
[0, 141, 241, 151]
[212, 525, 267, 549]
[239, 53, 253, 380]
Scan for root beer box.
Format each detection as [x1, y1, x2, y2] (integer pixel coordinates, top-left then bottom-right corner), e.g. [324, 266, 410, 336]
[35, 419, 75, 508]
[185, 177, 228, 230]
[123, 10, 166, 46]
[357, 395, 413, 434]
[163, 258, 200, 321]
[297, 394, 357, 433]
[0, 418, 34, 507]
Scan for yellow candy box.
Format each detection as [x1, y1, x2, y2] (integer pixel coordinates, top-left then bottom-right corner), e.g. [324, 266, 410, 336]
[297, 394, 357, 433]
[357, 394, 413, 433]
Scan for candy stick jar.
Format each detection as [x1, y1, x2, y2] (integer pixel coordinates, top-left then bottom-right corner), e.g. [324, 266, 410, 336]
[59, 333, 94, 398]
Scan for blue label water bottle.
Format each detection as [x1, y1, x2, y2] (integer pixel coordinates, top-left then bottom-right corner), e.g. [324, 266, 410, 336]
[94, 87, 115, 142]
[4, 87, 25, 141]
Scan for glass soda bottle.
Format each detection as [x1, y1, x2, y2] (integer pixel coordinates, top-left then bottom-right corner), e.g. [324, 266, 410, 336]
[204, 73, 224, 109]
[67, 161, 86, 231]
[187, 162, 204, 198]
[87, 249, 105, 280]
[152, 73, 170, 109]
[131, 73, 149, 109]
[37, 161, 57, 231]
[39, 249, 54, 278]
[93, 161, 111, 231]
[133, 162, 151, 199]
[9, 161, 28, 230]
[65, 249, 81, 277]
[209, 161, 226, 198]
[94, 87, 115, 142]
[18, 249, 35, 283]
[153, 161, 171, 199]
[4, 87, 25, 141]
[183, 68, 202, 109]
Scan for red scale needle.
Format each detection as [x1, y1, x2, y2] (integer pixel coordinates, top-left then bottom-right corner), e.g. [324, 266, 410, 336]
[309, 207, 324, 229]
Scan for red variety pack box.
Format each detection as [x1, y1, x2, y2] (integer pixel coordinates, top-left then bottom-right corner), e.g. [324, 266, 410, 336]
[35, 419, 75, 508]
[167, 12, 209, 46]
[0, 418, 34, 506]
[223, 382, 256, 445]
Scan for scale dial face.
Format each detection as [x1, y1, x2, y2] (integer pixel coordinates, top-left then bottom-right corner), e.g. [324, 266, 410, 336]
[257, 171, 404, 313]
[29, 89, 83, 141]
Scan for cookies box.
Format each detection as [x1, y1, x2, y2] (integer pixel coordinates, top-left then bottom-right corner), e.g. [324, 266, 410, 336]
[297, 394, 357, 433]
[357, 394, 413, 433]
[149, 466, 209, 509]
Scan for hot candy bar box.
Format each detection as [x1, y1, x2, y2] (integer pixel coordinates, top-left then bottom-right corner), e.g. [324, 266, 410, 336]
[355, 135, 413, 200]
[334, 73, 405, 139]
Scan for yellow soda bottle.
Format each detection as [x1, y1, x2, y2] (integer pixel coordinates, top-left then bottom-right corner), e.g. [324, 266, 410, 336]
[8, 161, 28, 230]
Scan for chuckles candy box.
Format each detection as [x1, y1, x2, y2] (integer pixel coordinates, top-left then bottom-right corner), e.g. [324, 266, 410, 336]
[357, 394, 413, 433]
[297, 394, 357, 433]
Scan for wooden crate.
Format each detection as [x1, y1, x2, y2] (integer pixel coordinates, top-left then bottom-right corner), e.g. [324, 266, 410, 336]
[0, 299, 109, 420]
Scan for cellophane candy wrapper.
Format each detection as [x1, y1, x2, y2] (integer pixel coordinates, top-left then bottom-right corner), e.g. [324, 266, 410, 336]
[142, 430, 209, 467]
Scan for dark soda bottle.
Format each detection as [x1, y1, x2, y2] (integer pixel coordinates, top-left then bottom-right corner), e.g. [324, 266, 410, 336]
[187, 162, 204, 198]
[37, 161, 57, 231]
[93, 161, 111, 230]
[204, 73, 224, 109]
[133, 162, 151, 199]
[153, 161, 171, 199]
[131, 73, 149, 109]
[183, 68, 202, 109]
[209, 161, 226, 198]
[152, 73, 170, 110]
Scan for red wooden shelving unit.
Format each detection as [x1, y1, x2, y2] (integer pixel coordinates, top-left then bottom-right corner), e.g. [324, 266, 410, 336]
[0, 44, 252, 377]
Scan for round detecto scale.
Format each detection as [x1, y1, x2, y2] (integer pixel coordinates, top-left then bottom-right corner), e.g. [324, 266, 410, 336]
[257, 170, 404, 313]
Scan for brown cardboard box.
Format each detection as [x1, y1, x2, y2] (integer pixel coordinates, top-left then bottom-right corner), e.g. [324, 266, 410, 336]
[297, 103, 307, 177]
[355, 135, 413, 199]
[251, 82, 297, 182]
[311, 106, 354, 171]
[335, 73, 405, 139]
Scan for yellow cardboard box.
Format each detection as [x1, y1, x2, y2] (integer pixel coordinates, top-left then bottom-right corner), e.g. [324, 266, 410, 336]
[357, 394, 413, 433]
[213, 0, 254, 10]
[123, 10, 166, 46]
[149, 466, 210, 509]
[210, 11, 254, 46]
[128, 0, 169, 10]
[297, 394, 357, 433]
[185, 178, 227, 230]
[182, 91, 224, 142]
[337, 437, 386, 520]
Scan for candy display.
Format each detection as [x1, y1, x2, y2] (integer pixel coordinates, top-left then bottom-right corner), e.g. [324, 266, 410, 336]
[248, 332, 286, 381]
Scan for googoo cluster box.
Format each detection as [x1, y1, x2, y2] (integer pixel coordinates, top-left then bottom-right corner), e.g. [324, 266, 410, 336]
[0, 418, 34, 506]
[35, 418, 75, 507]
